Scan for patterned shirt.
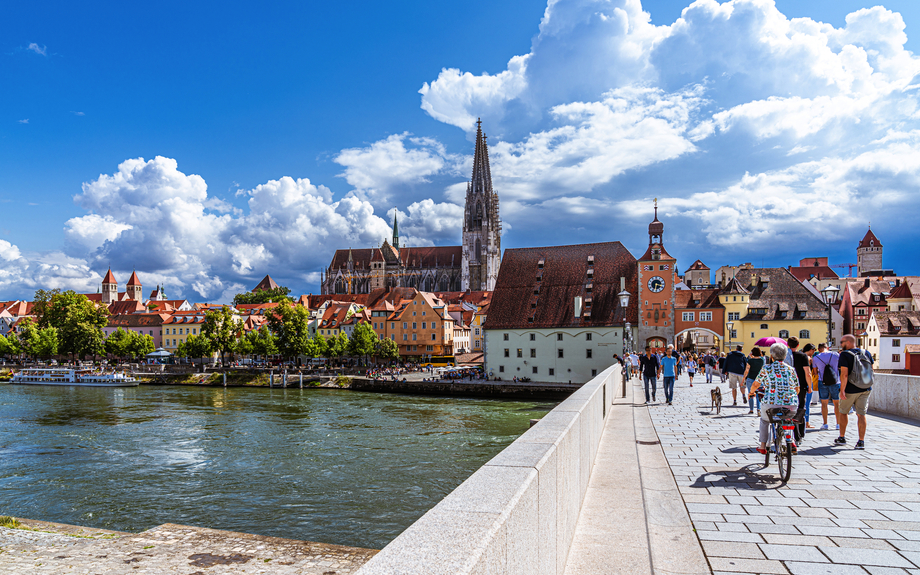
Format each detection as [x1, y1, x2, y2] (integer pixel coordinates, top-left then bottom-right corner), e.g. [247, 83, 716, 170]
[754, 361, 799, 406]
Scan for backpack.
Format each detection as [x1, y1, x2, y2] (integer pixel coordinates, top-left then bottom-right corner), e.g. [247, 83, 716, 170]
[844, 349, 873, 390]
[822, 362, 837, 386]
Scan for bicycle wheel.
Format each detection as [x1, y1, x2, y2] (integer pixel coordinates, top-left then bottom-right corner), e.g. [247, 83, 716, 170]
[780, 439, 793, 483]
[774, 426, 784, 475]
[764, 424, 772, 468]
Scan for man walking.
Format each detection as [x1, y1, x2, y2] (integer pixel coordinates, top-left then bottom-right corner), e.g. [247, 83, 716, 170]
[723, 344, 748, 406]
[704, 352, 715, 383]
[835, 334, 873, 449]
[661, 345, 678, 405]
[639, 345, 662, 404]
[787, 337, 812, 441]
[812, 343, 840, 431]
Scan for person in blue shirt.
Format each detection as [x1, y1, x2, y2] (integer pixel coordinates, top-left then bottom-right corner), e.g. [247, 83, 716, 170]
[660, 345, 679, 405]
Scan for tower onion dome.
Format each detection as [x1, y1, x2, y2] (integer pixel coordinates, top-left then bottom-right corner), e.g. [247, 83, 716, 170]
[649, 200, 664, 237]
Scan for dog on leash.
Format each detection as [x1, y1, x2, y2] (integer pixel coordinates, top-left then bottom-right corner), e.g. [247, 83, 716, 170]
[711, 387, 722, 415]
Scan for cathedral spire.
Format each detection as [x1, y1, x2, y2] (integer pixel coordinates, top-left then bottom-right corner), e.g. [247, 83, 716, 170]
[392, 209, 400, 250]
[470, 117, 493, 196]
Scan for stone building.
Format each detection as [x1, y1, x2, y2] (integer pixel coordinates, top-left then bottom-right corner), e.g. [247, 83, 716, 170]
[321, 120, 501, 295]
[857, 227, 886, 276]
[637, 201, 677, 352]
[683, 260, 712, 289]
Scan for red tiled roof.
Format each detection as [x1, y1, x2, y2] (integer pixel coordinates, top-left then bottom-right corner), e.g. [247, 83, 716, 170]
[789, 266, 839, 282]
[108, 300, 146, 315]
[675, 289, 723, 310]
[252, 275, 280, 292]
[685, 259, 709, 272]
[108, 313, 170, 328]
[872, 311, 920, 336]
[484, 242, 638, 330]
[102, 268, 117, 284]
[126, 271, 142, 286]
[328, 245, 463, 270]
[889, 282, 913, 300]
[858, 228, 882, 248]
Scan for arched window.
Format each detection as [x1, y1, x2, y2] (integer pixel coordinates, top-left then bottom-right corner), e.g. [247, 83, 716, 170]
[799, 330, 810, 339]
[408, 276, 418, 288]
[473, 201, 482, 227]
[778, 330, 789, 339]
[423, 276, 433, 292]
[440, 275, 449, 291]
[335, 278, 346, 294]
[760, 324, 768, 329]
[475, 238, 481, 262]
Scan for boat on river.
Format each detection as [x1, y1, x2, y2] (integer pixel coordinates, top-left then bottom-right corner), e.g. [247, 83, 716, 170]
[11, 368, 139, 387]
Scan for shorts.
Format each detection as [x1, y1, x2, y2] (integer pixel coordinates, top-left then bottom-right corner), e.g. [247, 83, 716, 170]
[839, 388, 871, 416]
[818, 382, 840, 402]
[727, 373, 745, 390]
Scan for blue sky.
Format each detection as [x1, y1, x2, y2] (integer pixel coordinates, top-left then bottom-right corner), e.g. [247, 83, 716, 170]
[2, 0, 920, 301]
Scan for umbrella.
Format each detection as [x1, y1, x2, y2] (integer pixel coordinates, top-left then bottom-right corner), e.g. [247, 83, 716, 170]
[146, 348, 173, 357]
[754, 337, 786, 347]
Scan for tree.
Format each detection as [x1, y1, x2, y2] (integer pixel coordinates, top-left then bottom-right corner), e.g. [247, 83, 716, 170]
[17, 318, 40, 359]
[249, 325, 278, 358]
[310, 333, 328, 358]
[326, 332, 349, 359]
[126, 331, 154, 360]
[0, 333, 20, 358]
[232, 286, 293, 306]
[376, 337, 399, 361]
[182, 334, 213, 362]
[34, 327, 60, 360]
[348, 322, 377, 364]
[42, 291, 109, 360]
[266, 303, 311, 360]
[32, 288, 61, 329]
[202, 306, 241, 365]
[105, 328, 131, 360]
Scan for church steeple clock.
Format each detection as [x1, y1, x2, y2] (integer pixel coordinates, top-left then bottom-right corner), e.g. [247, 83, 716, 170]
[637, 200, 677, 352]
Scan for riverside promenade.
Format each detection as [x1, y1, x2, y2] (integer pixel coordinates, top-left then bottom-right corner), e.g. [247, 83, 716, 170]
[568, 370, 920, 575]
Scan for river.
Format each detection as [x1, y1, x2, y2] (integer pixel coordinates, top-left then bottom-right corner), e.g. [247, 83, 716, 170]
[0, 384, 554, 549]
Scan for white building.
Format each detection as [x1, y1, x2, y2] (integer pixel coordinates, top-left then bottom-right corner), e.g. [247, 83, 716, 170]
[484, 242, 638, 384]
[865, 311, 920, 372]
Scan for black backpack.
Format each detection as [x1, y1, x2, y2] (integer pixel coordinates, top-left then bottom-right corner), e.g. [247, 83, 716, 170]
[822, 362, 837, 386]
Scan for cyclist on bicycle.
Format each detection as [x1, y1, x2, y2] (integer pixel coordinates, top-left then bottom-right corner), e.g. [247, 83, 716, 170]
[748, 343, 800, 455]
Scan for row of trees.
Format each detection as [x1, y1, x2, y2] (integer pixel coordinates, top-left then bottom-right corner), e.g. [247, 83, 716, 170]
[0, 318, 155, 362]
[175, 304, 400, 363]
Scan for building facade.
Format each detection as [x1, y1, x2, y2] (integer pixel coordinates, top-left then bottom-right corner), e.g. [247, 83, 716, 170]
[637, 202, 677, 352]
[857, 228, 884, 276]
[461, 120, 501, 292]
[865, 311, 920, 372]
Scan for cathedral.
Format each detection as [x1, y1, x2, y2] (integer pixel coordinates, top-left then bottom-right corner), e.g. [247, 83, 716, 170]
[321, 120, 502, 295]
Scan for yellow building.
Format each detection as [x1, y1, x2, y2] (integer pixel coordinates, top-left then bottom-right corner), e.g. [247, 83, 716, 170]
[719, 268, 832, 351]
[161, 311, 207, 352]
[471, 303, 489, 352]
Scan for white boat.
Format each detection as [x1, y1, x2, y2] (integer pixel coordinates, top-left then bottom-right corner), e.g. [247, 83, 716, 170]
[11, 368, 139, 387]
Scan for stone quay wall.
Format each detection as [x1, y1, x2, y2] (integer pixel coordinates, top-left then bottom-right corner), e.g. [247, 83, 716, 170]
[354, 364, 623, 575]
[870, 373, 920, 421]
[350, 378, 581, 400]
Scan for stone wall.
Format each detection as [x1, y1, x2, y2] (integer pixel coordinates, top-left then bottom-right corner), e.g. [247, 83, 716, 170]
[870, 373, 920, 421]
[354, 364, 622, 575]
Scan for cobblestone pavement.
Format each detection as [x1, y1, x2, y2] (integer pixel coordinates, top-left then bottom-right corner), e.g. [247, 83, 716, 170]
[644, 372, 920, 575]
[0, 520, 376, 574]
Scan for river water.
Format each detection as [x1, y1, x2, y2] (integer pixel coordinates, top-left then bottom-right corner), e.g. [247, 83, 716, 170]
[0, 384, 553, 549]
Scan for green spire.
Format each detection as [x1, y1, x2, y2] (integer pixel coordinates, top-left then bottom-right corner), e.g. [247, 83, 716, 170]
[392, 209, 400, 249]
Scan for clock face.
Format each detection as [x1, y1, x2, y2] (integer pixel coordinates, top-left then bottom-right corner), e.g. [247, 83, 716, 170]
[648, 276, 665, 293]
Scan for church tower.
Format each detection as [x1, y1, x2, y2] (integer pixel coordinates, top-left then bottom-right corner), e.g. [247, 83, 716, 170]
[857, 226, 883, 276]
[637, 200, 677, 352]
[461, 119, 501, 292]
[126, 270, 143, 301]
[101, 268, 118, 305]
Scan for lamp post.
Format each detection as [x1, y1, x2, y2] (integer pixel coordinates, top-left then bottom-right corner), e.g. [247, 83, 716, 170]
[726, 320, 734, 352]
[822, 285, 840, 349]
[618, 289, 631, 356]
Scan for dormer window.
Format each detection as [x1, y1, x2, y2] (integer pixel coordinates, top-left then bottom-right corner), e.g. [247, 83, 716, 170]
[587, 255, 594, 263]
[587, 268, 594, 277]
[538, 259, 544, 269]
[651, 248, 661, 261]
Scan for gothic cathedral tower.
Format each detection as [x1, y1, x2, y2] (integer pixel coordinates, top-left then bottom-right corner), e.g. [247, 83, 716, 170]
[462, 119, 501, 292]
[637, 200, 677, 352]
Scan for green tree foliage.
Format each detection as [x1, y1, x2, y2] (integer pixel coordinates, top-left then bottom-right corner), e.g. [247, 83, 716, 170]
[39, 290, 109, 359]
[35, 327, 60, 359]
[0, 333, 20, 357]
[32, 288, 61, 329]
[326, 332, 350, 358]
[16, 318, 40, 359]
[376, 337, 399, 361]
[105, 328, 131, 359]
[16, 319, 59, 360]
[202, 306, 241, 364]
[182, 334, 213, 361]
[248, 325, 278, 357]
[348, 321, 377, 362]
[309, 333, 328, 358]
[232, 286, 293, 306]
[266, 303, 311, 360]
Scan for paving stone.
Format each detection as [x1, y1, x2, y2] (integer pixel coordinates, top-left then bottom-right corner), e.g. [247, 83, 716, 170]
[821, 547, 915, 567]
[759, 543, 828, 562]
[785, 562, 869, 575]
[708, 556, 790, 574]
[761, 533, 834, 547]
[701, 540, 765, 559]
[832, 536, 896, 550]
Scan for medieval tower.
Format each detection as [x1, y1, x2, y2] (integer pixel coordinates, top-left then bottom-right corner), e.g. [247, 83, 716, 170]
[857, 227, 883, 276]
[461, 119, 502, 292]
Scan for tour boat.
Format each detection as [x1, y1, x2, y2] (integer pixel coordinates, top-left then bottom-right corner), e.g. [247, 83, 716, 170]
[11, 368, 139, 387]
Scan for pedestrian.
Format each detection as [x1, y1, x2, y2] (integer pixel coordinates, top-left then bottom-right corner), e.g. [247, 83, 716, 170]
[630, 352, 640, 379]
[661, 345, 678, 405]
[723, 344, 748, 406]
[704, 352, 715, 383]
[748, 343, 800, 455]
[743, 347, 765, 415]
[812, 342, 840, 431]
[787, 337, 812, 441]
[835, 334, 874, 449]
[686, 356, 696, 386]
[639, 345, 661, 404]
[718, 352, 728, 383]
[802, 343, 817, 429]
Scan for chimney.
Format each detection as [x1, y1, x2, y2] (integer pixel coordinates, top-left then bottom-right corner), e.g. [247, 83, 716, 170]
[750, 274, 757, 288]
[574, 297, 583, 318]
[864, 278, 871, 289]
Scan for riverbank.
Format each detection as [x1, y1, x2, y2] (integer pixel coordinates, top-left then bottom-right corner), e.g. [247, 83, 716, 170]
[351, 377, 582, 400]
[0, 517, 376, 574]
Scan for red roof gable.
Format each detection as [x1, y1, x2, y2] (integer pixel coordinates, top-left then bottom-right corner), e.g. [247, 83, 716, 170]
[102, 268, 117, 284]
[252, 275, 280, 292]
[858, 228, 882, 248]
[126, 271, 142, 286]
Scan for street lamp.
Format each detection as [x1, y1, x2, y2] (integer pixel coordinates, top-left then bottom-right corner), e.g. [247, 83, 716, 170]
[726, 320, 734, 352]
[822, 285, 840, 349]
[618, 290, 631, 356]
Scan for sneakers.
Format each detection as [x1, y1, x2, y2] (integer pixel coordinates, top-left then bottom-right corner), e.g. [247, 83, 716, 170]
[690, 383, 693, 387]
[834, 436, 846, 445]
[820, 424, 829, 431]
[733, 400, 737, 406]
[748, 409, 754, 414]
[855, 440, 865, 450]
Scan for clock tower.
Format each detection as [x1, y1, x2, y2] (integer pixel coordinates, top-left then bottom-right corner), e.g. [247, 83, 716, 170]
[637, 200, 677, 352]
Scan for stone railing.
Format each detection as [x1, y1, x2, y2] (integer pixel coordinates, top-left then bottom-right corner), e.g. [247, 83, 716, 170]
[869, 373, 920, 421]
[355, 364, 622, 575]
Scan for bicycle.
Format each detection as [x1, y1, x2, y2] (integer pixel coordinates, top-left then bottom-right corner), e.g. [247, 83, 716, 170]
[763, 406, 798, 483]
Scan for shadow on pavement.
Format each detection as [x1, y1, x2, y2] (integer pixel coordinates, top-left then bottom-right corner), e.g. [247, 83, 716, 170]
[690, 464, 784, 491]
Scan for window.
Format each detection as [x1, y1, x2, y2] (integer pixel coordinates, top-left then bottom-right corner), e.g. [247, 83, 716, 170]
[532, 367, 538, 374]
[475, 328, 480, 336]
[527, 349, 535, 358]
[549, 368, 555, 376]
[391, 322, 395, 330]
[403, 322, 408, 329]
[475, 340, 480, 348]
[412, 334, 417, 341]
[422, 311, 426, 316]
[430, 333, 435, 341]
[730, 330, 737, 339]
[403, 334, 408, 341]
[760, 324, 768, 329]
[557, 333, 563, 341]
[412, 322, 417, 329]
[699, 312, 712, 322]
[799, 330, 810, 339]
[420, 322, 425, 329]
[558, 349, 564, 358]
[504, 349, 510, 357]
[683, 312, 695, 321]
[728, 312, 740, 321]
[504, 333, 509, 341]
[499, 366, 505, 373]
[733, 296, 737, 302]
[586, 333, 592, 341]
[893, 339, 901, 347]
[530, 333, 536, 341]
[413, 311, 416, 316]
[778, 330, 789, 339]
[517, 349, 523, 358]
[750, 333, 754, 338]
[592, 369, 598, 377]
[893, 354, 901, 362]
[857, 323, 865, 330]
[586, 349, 593, 359]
